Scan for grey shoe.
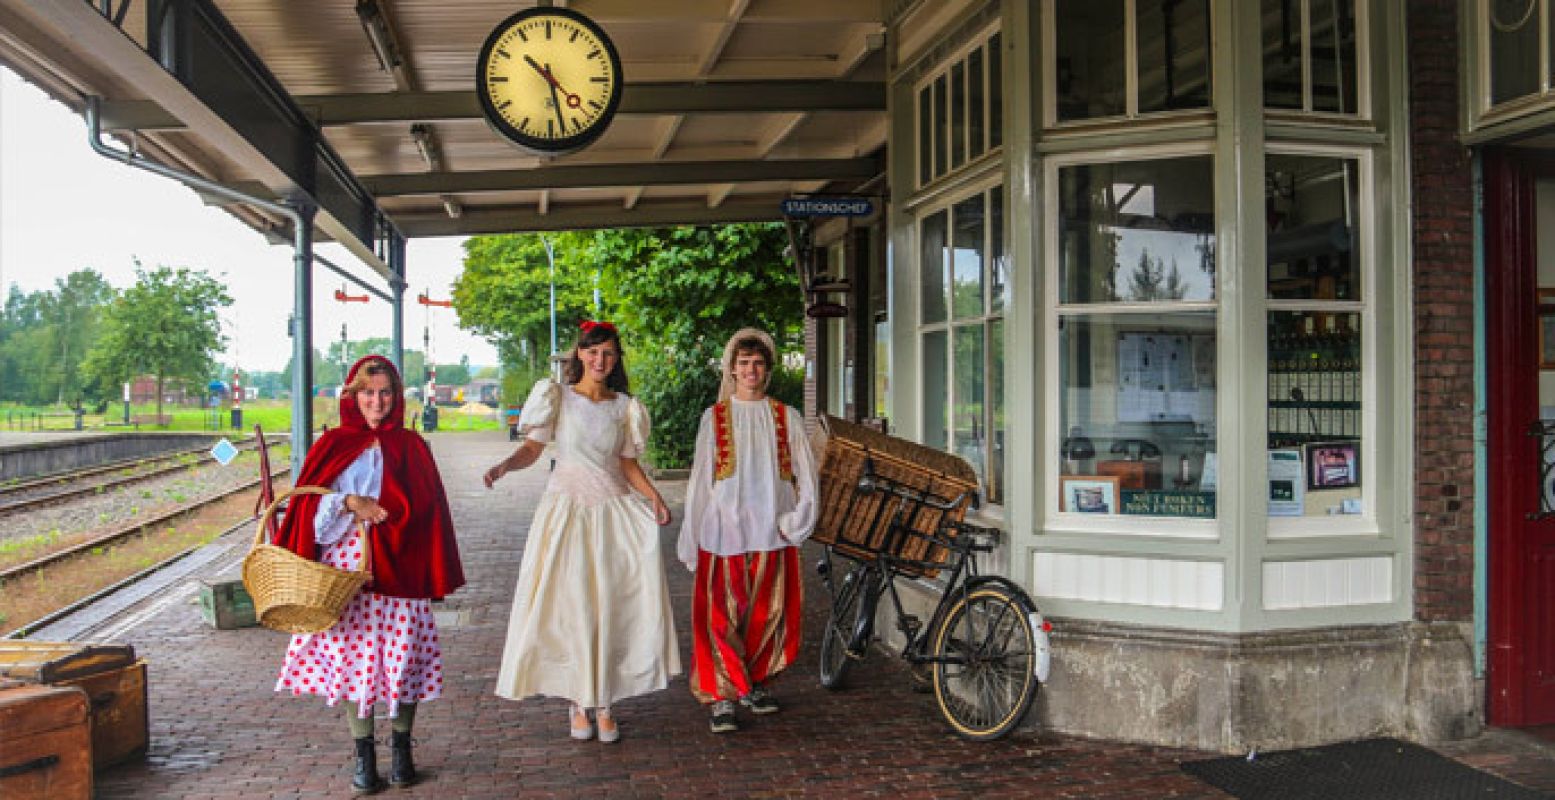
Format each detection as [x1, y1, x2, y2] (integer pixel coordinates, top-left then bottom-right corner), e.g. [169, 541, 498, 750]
[739, 686, 780, 715]
[709, 700, 739, 733]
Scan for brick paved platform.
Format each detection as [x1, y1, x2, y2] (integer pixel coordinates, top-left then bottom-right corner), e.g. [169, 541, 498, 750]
[82, 432, 1554, 799]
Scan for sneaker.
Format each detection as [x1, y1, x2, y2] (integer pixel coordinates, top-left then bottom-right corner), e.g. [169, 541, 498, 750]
[709, 700, 739, 733]
[739, 686, 780, 715]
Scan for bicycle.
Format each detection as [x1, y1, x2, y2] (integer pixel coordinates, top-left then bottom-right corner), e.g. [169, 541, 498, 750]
[815, 457, 1052, 740]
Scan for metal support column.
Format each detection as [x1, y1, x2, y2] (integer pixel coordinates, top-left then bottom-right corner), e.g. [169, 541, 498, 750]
[289, 196, 318, 474]
[390, 235, 407, 374]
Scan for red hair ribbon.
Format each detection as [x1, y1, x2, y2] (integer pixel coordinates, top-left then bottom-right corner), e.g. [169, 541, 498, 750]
[580, 320, 617, 335]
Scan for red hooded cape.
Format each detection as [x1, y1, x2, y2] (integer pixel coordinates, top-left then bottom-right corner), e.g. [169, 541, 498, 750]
[273, 356, 465, 600]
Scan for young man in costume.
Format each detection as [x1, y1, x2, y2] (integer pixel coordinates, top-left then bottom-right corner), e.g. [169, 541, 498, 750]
[678, 328, 819, 733]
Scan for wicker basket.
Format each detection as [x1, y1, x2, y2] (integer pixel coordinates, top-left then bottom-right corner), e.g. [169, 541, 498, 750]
[813, 416, 979, 578]
[242, 486, 372, 634]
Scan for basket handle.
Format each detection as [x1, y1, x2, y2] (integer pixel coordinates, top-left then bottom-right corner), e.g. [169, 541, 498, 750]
[255, 485, 373, 575]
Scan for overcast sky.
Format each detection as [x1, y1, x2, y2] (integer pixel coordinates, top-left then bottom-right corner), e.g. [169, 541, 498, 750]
[0, 67, 498, 373]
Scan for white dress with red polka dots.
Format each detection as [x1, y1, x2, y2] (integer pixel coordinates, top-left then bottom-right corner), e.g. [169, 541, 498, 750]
[274, 449, 443, 718]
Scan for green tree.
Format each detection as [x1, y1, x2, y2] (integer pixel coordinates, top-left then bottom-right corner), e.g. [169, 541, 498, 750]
[590, 224, 803, 467]
[452, 232, 601, 375]
[43, 270, 116, 405]
[83, 266, 233, 421]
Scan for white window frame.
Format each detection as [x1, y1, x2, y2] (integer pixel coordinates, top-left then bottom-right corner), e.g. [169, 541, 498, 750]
[1472, 0, 1555, 125]
[1260, 0, 1372, 120]
[1041, 0, 1222, 128]
[915, 175, 1007, 502]
[1264, 143, 1380, 539]
[1043, 141, 1220, 539]
[914, 24, 1003, 191]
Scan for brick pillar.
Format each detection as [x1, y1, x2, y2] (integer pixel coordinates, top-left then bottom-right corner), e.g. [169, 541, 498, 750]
[1408, 0, 1476, 623]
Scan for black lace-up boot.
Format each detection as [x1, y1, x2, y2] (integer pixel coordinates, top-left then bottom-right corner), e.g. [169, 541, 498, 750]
[389, 730, 417, 787]
[352, 736, 384, 794]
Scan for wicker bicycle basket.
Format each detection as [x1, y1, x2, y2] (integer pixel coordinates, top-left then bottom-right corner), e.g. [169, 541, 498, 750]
[242, 485, 372, 634]
[813, 415, 980, 579]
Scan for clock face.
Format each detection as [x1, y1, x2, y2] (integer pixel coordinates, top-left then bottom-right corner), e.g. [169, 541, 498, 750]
[476, 7, 624, 154]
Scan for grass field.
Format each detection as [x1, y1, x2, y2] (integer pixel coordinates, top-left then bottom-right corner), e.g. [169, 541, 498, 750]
[0, 399, 503, 434]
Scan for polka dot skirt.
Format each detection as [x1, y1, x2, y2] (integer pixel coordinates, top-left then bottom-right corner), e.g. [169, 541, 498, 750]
[274, 527, 443, 717]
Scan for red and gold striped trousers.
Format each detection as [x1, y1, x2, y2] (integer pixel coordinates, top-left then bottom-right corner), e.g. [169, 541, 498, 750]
[689, 547, 803, 704]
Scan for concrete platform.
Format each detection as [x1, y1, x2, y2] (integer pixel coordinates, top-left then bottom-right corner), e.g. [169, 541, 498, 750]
[47, 432, 1553, 799]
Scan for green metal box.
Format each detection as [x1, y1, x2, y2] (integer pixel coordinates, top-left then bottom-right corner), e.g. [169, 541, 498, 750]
[197, 579, 256, 630]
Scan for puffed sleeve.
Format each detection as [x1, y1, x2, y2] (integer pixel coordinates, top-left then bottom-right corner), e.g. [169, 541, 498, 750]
[676, 408, 717, 571]
[619, 396, 651, 458]
[776, 404, 820, 545]
[519, 379, 561, 443]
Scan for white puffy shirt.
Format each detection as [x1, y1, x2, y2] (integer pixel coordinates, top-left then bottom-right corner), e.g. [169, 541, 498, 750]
[311, 445, 384, 547]
[676, 398, 818, 569]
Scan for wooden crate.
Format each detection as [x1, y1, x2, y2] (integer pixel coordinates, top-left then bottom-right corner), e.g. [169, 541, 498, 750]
[0, 642, 148, 770]
[813, 415, 980, 578]
[0, 683, 93, 800]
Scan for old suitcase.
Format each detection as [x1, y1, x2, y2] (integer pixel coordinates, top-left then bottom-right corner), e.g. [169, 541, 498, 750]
[0, 682, 93, 799]
[0, 642, 148, 770]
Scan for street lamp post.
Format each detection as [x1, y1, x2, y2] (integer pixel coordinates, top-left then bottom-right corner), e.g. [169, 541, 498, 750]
[542, 235, 557, 366]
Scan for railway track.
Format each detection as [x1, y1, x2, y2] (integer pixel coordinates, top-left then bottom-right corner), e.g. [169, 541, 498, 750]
[0, 466, 290, 584]
[0, 438, 271, 516]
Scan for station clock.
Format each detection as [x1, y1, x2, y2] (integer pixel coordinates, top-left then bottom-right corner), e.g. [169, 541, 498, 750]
[475, 6, 624, 155]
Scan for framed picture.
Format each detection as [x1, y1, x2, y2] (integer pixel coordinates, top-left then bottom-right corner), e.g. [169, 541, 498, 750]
[1541, 289, 1555, 369]
[1060, 475, 1121, 514]
[1305, 441, 1360, 490]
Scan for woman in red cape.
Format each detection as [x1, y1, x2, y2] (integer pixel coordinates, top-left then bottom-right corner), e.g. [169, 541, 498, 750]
[272, 355, 463, 793]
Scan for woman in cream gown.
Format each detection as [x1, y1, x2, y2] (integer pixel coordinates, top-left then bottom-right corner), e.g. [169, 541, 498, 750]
[484, 321, 680, 743]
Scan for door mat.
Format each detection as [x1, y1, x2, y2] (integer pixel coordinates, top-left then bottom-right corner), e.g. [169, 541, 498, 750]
[1180, 737, 1546, 799]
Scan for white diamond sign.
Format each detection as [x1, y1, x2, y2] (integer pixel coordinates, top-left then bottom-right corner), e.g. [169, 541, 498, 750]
[210, 438, 239, 466]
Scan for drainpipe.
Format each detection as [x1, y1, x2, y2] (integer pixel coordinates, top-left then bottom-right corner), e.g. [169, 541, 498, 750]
[85, 96, 317, 474]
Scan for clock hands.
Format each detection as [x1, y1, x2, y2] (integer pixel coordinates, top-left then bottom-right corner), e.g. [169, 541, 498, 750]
[524, 55, 582, 135]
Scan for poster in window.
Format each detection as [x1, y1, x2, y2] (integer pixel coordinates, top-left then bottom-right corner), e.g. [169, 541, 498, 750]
[1268, 449, 1305, 516]
[1060, 475, 1121, 514]
[1305, 441, 1359, 490]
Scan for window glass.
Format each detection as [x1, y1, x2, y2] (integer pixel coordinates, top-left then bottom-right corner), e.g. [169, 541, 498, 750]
[918, 84, 932, 186]
[952, 194, 986, 319]
[1059, 157, 1217, 304]
[953, 325, 986, 487]
[923, 330, 949, 449]
[1137, 0, 1212, 114]
[1056, 0, 1127, 121]
[934, 74, 948, 175]
[991, 186, 1008, 314]
[1267, 310, 1361, 517]
[1309, 0, 1357, 113]
[1262, 0, 1304, 110]
[1265, 154, 1361, 301]
[969, 48, 986, 160]
[989, 33, 1003, 148]
[921, 210, 948, 323]
[1491, 0, 1541, 105]
[1058, 312, 1218, 518]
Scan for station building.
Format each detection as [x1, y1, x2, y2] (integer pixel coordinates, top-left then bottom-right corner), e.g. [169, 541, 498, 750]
[0, 0, 1540, 751]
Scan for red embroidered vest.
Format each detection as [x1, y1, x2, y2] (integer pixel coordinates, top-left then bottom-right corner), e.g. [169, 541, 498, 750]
[712, 398, 794, 485]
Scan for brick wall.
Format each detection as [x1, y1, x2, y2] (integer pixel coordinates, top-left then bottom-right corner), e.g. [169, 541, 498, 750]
[1409, 0, 1477, 622]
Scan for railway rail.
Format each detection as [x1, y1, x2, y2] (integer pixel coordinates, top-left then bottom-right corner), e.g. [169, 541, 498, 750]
[0, 465, 289, 584]
[0, 438, 270, 516]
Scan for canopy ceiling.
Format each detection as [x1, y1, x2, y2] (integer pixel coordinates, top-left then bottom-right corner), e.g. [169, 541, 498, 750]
[0, 0, 889, 273]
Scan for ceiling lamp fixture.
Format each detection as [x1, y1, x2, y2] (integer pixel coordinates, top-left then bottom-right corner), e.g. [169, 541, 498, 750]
[356, 0, 404, 72]
[410, 123, 442, 171]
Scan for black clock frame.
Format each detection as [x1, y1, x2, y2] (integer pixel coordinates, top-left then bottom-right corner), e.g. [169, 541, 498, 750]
[475, 6, 624, 155]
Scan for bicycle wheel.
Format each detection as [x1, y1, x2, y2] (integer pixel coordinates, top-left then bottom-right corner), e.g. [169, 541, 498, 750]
[818, 563, 869, 689]
[929, 583, 1039, 740]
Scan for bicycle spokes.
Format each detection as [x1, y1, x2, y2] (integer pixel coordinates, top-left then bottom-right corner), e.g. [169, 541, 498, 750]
[931, 585, 1040, 740]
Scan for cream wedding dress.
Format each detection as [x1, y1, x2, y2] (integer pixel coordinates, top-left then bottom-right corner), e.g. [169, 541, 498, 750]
[494, 379, 681, 708]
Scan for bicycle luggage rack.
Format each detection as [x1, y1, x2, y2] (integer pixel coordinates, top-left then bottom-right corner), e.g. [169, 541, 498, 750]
[813, 415, 980, 583]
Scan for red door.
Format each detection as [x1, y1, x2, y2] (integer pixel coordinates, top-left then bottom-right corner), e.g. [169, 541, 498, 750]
[1485, 148, 1555, 726]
